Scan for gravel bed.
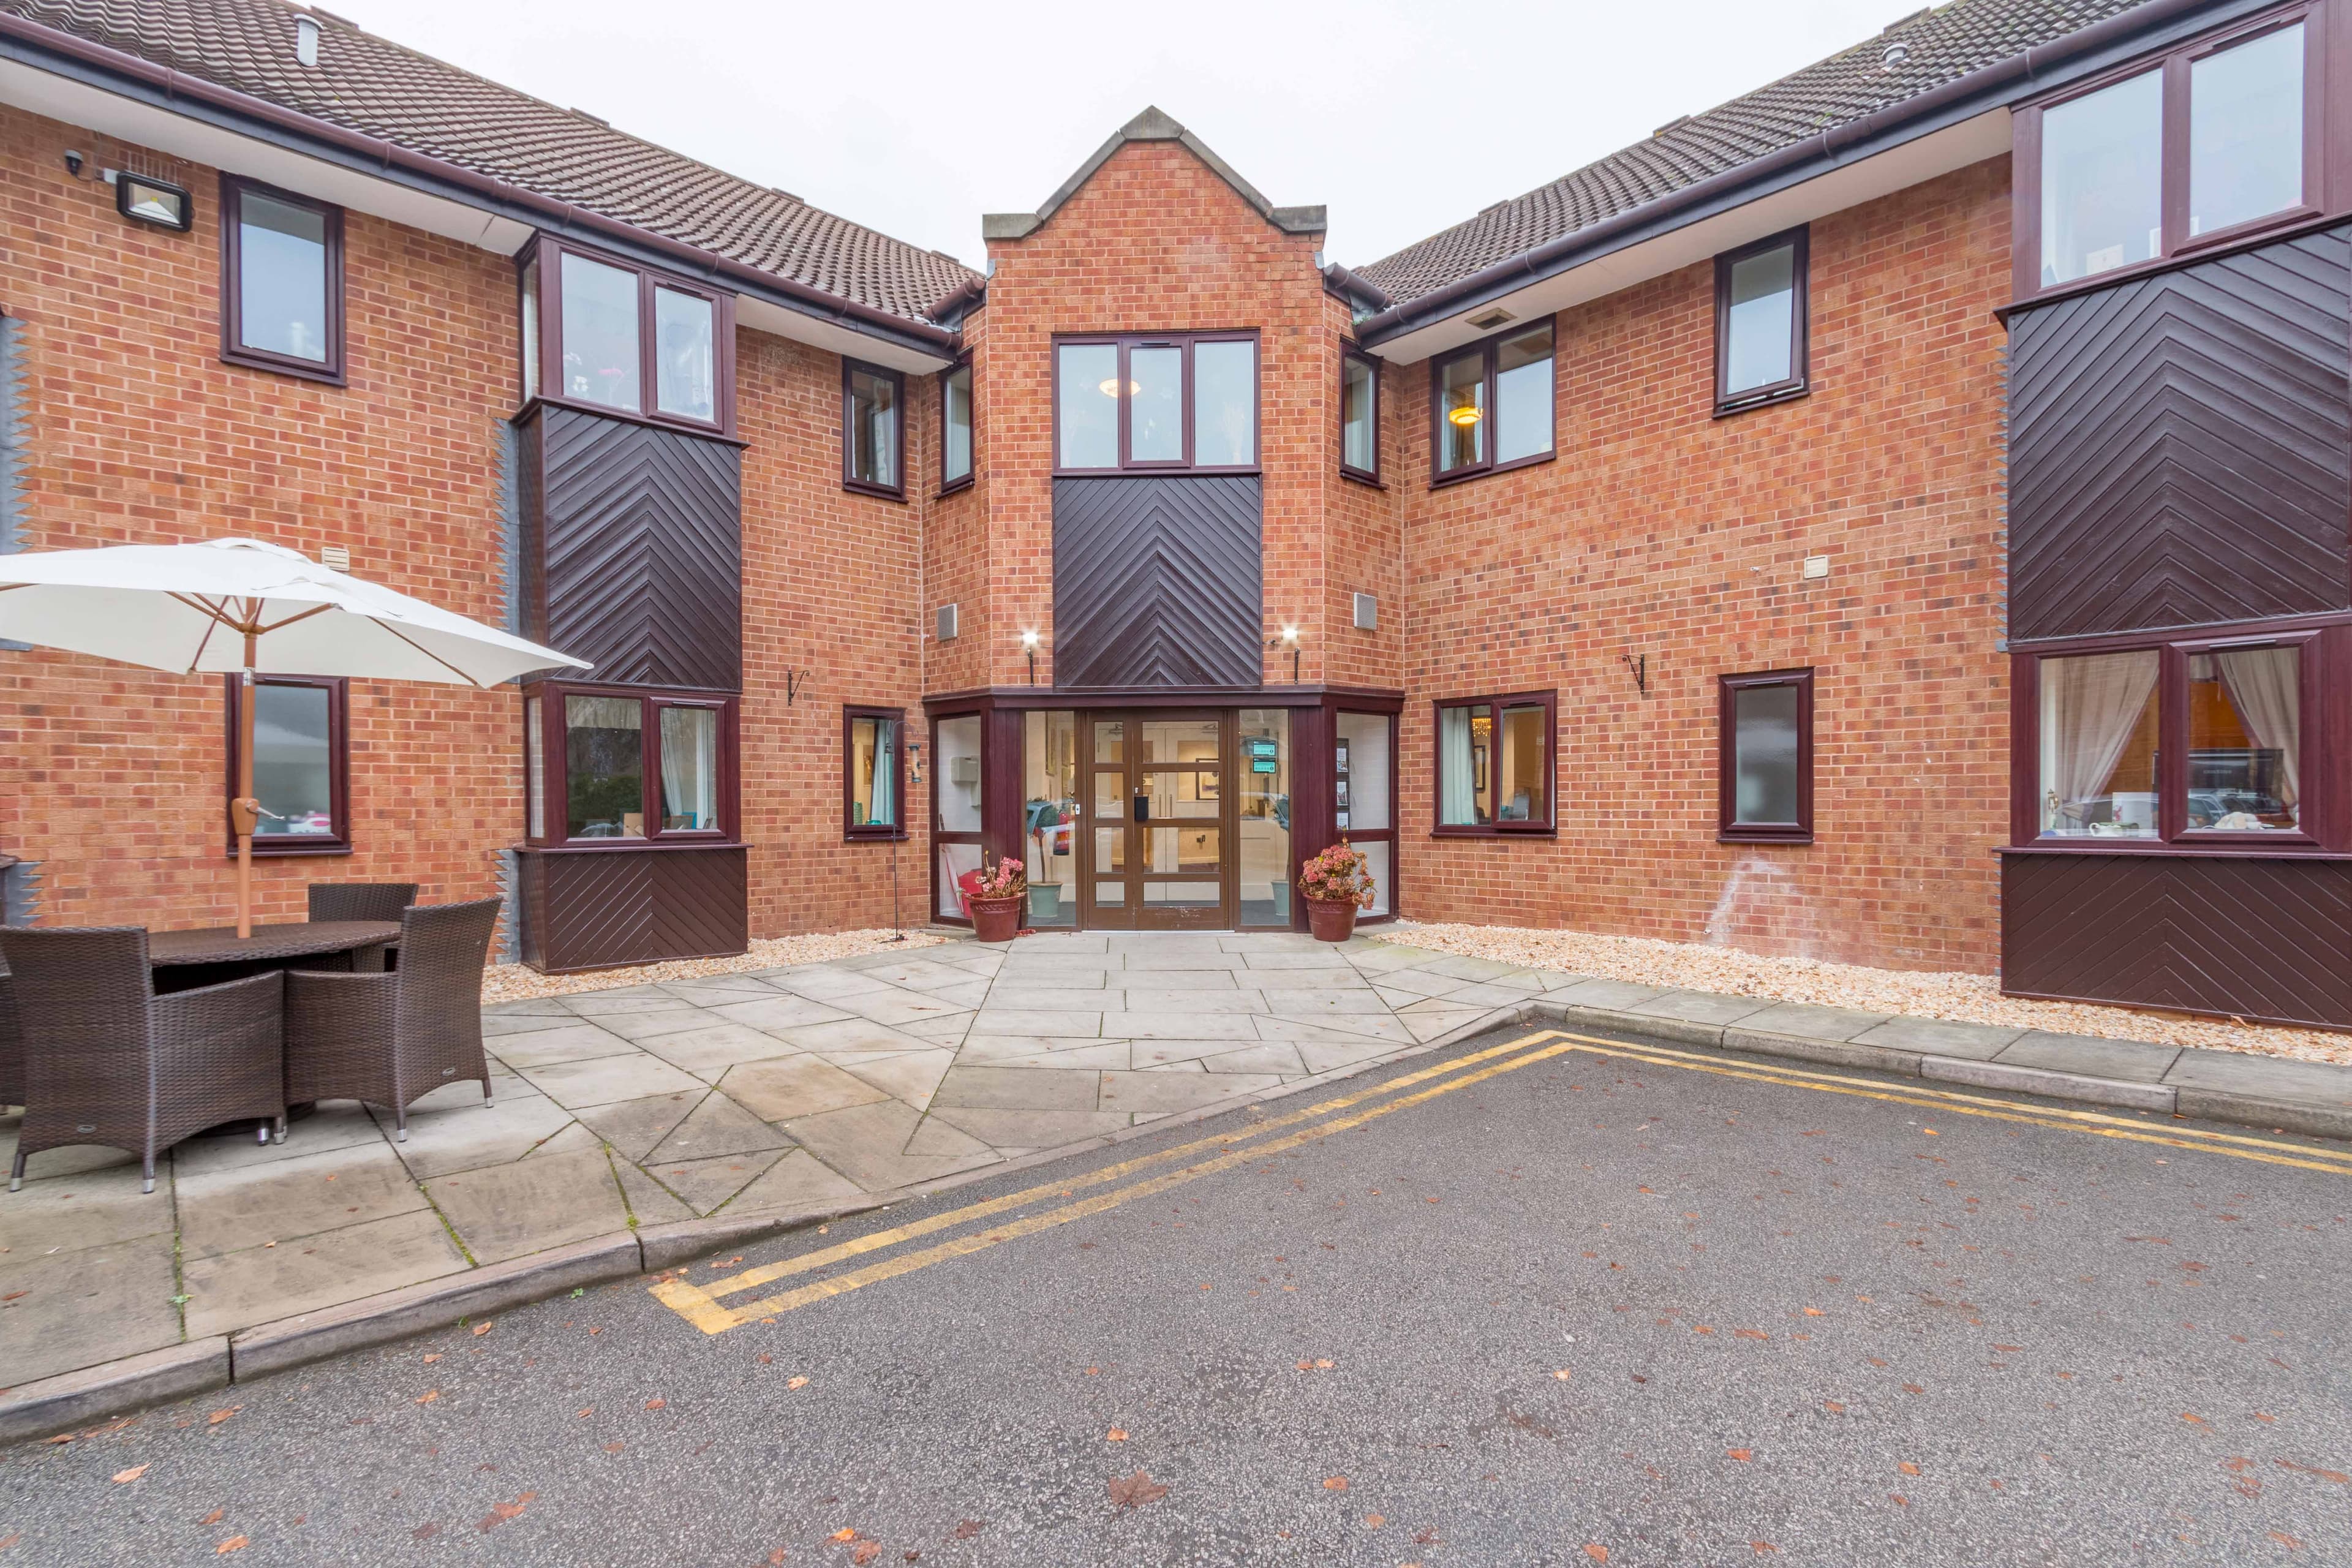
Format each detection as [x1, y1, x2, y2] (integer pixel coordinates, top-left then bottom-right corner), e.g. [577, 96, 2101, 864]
[1378, 921, 2351, 1068]
[480, 927, 949, 1004]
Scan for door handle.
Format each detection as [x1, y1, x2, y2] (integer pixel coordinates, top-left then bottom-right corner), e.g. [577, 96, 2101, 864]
[1134, 794, 1150, 823]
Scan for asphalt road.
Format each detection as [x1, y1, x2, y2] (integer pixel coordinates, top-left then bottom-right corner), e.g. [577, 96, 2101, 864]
[4, 1023, 2348, 1567]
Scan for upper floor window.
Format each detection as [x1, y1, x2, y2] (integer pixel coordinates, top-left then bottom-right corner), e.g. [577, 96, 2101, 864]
[1054, 333, 1258, 473]
[845, 360, 905, 498]
[941, 361, 974, 492]
[1431, 321, 1553, 484]
[1341, 346, 1379, 481]
[221, 177, 344, 384]
[1715, 228, 1809, 413]
[2021, 10, 2322, 296]
[519, 236, 733, 431]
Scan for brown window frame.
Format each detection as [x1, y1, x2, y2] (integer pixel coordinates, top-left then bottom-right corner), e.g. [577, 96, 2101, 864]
[843, 704, 910, 842]
[219, 175, 346, 386]
[1051, 331, 1262, 476]
[843, 358, 908, 500]
[938, 357, 974, 497]
[1718, 669, 1815, 844]
[1713, 226, 1810, 415]
[223, 674, 350, 857]
[1428, 320, 1555, 488]
[1430, 689, 1557, 837]
[516, 235, 737, 436]
[2008, 623, 2340, 853]
[928, 707, 991, 928]
[1340, 344, 1382, 484]
[2010, 1, 2337, 303]
[521, 680, 740, 848]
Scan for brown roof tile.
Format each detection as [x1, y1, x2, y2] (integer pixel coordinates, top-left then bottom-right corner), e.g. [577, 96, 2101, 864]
[1357, 0, 2154, 306]
[1, 0, 979, 323]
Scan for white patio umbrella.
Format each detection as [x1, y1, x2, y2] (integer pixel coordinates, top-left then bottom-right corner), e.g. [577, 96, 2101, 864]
[0, 537, 590, 937]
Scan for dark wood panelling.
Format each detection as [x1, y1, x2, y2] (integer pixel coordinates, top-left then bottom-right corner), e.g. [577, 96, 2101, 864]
[2001, 852, 2352, 1028]
[1052, 476, 1261, 688]
[2007, 225, 2352, 640]
[532, 404, 744, 690]
[513, 413, 546, 646]
[517, 845, 747, 973]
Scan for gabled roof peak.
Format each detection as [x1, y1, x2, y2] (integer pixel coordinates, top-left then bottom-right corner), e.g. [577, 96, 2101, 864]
[982, 105, 1325, 242]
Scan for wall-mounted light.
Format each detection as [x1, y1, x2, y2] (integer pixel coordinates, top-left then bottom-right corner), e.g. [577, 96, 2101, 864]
[1021, 628, 1042, 686]
[1266, 626, 1302, 684]
[110, 170, 194, 232]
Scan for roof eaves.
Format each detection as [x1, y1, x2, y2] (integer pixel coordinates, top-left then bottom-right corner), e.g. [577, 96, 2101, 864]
[983, 105, 1326, 242]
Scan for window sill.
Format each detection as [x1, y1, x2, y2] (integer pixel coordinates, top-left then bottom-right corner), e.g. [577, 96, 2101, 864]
[1714, 383, 1809, 420]
[843, 477, 908, 503]
[937, 475, 975, 500]
[1717, 829, 1813, 845]
[1430, 825, 1556, 840]
[511, 394, 745, 446]
[520, 839, 749, 853]
[1340, 466, 1385, 490]
[1999, 842, 2346, 859]
[2000, 208, 2345, 320]
[1428, 451, 1555, 491]
[845, 830, 910, 844]
[225, 841, 353, 859]
[1052, 466, 1264, 481]
[220, 349, 345, 388]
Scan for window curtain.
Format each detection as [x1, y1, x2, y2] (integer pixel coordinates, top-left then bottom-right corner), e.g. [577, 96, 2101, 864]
[2218, 647, 2301, 811]
[867, 719, 896, 827]
[659, 709, 717, 829]
[2042, 652, 2158, 826]
[1438, 707, 1474, 825]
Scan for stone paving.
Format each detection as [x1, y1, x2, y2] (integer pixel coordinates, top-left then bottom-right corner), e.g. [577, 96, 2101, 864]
[8, 927, 2349, 1400]
[0, 932, 1508, 1389]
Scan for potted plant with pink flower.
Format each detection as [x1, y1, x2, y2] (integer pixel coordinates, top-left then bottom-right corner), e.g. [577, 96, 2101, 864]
[965, 853, 1028, 943]
[1297, 840, 1376, 942]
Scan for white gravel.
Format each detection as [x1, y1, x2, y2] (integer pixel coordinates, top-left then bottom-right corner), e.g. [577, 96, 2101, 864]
[481, 927, 948, 1005]
[1378, 921, 2352, 1069]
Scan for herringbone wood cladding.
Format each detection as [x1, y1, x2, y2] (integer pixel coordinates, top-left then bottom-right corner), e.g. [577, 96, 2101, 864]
[537, 406, 744, 690]
[2002, 852, 2352, 1028]
[1052, 475, 1262, 688]
[2006, 225, 2352, 641]
[519, 846, 748, 973]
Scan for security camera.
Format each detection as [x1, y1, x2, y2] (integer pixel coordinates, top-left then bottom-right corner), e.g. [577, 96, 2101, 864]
[62, 149, 85, 178]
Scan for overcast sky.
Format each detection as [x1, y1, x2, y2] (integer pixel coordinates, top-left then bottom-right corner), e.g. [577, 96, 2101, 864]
[333, 0, 1909, 271]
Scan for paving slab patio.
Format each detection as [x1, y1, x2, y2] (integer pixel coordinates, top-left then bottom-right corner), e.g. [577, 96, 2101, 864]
[10, 924, 2351, 1411]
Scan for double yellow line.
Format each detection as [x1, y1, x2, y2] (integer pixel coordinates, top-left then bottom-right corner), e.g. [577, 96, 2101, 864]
[649, 1028, 2352, 1335]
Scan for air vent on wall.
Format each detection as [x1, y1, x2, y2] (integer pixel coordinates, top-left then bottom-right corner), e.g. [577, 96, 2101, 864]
[1466, 308, 1515, 331]
[1352, 592, 1378, 631]
[936, 603, 959, 642]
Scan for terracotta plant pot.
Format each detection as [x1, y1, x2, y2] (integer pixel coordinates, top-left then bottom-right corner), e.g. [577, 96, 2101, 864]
[968, 892, 1025, 943]
[1305, 896, 1360, 943]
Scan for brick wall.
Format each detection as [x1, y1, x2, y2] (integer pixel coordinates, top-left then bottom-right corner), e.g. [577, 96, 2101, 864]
[1395, 159, 2014, 972]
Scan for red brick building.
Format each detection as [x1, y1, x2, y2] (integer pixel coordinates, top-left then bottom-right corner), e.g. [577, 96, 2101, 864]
[3, 0, 2348, 1027]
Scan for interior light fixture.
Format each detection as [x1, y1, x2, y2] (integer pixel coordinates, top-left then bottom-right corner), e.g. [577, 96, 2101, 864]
[1097, 378, 1141, 398]
[1447, 404, 1483, 428]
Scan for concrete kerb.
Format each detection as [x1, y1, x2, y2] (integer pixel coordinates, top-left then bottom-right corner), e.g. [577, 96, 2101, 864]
[0, 1337, 232, 1447]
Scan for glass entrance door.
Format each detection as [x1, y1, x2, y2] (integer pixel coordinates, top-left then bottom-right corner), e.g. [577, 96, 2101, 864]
[1083, 712, 1231, 930]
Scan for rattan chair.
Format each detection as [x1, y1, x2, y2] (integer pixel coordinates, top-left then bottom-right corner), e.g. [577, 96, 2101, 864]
[308, 882, 420, 970]
[284, 897, 501, 1140]
[0, 954, 22, 1112]
[1, 928, 285, 1193]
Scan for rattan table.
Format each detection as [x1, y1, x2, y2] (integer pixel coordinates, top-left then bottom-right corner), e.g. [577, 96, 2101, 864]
[148, 919, 399, 995]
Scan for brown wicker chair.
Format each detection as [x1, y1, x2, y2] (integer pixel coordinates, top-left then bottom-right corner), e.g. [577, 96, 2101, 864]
[2, 927, 285, 1193]
[0, 954, 22, 1112]
[308, 882, 420, 970]
[284, 897, 501, 1140]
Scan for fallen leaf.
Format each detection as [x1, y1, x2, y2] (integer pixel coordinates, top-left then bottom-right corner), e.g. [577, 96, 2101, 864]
[758, 1354, 773, 1365]
[1365, 1513, 1385, 1528]
[199, 1510, 225, 1526]
[412, 1523, 439, 1541]
[2270, 1532, 2304, 1550]
[1823, 1401, 1846, 1414]
[1297, 1359, 1314, 1371]
[472, 1322, 492, 1337]
[2180, 1412, 2207, 1426]
[1323, 1476, 1349, 1491]
[788, 1376, 810, 1390]
[1107, 1471, 1169, 1509]
[476, 1491, 536, 1532]
[576, 1407, 593, 1419]
[1584, 1546, 1610, 1562]
[1553, 1369, 1574, 1381]
[1898, 1461, 1921, 1476]
[1803, 1308, 1825, 1317]
[832, 1529, 857, 1543]
[111, 1466, 149, 1483]
[422, 1354, 442, 1364]
[951, 1520, 983, 1540]
[415, 1390, 440, 1405]
[851, 1544, 880, 1566]
[206, 1408, 241, 1427]
[769, 1552, 786, 1566]
[1727, 1449, 1753, 1462]
[1315, 1358, 1333, 1370]
[1751, 1542, 1778, 1554]
[605, 1441, 624, 1454]
[644, 1398, 666, 1411]
[1106, 1428, 1128, 1442]
[1735, 1330, 1768, 1341]
[216, 1537, 249, 1555]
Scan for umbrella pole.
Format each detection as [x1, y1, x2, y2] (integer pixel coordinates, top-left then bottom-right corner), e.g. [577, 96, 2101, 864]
[233, 631, 259, 940]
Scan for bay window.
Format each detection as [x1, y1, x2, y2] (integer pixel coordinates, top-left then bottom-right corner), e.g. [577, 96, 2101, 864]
[522, 684, 736, 845]
[1433, 692, 1555, 834]
[2025, 631, 2321, 845]
[2019, 9, 2324, 298]
[1719, 670, 1814, 843]
[845, 707, 905, 839]
[1715, 228, 1809, 412]
[844, 361, 904, 498]
[1054, 333, 1259, 473]
[517, 236, 733, 431]
[221, 177, 343, 383]
[1431, 322, 1553, 483]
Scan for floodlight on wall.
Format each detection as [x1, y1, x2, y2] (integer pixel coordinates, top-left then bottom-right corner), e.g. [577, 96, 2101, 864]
[110, 170, 194, 232]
